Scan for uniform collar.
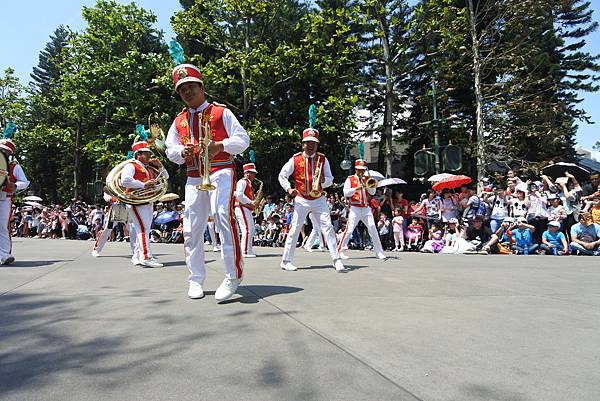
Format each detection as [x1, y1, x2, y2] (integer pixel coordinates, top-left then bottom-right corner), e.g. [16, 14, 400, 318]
[189, 101, 209, 114]
[303, 152, 316, 158]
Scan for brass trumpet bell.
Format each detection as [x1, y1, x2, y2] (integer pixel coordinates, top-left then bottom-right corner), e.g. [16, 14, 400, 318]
[365, 177, 378, 189]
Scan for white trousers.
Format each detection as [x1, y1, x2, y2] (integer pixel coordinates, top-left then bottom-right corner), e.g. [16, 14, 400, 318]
[337, 206, 385, 257]
[305, 213, 326, 248]
[235, 206, 255, 255]
[0, 199, 12, 258]
[282, 196, 339, 263]
[208, 220, 218, 244]
[127, 203, 153, 261]
[184, 169, 243, 285]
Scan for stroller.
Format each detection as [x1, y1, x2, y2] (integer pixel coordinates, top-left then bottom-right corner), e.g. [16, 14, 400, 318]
[405, 218, 424, 251]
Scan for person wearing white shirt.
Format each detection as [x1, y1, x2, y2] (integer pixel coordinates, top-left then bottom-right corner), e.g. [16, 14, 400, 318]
[337, 159, 386, 260]
[165, 63, 249, 302]
[235, 163, 258, 257]
[278, 127, 346, 272]
[0, 137, 29, 264]
[120, 141, 168, 268]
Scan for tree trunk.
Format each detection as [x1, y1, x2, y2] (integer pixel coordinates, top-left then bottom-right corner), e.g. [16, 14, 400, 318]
[467, 0, 485, 190]
[379, 17, 395, 178]
[73, 121, 81, 198]
[241, 16, 251, 121]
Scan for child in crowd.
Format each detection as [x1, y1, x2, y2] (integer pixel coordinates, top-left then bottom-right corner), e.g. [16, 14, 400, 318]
[540, 220, 568, 255]
[377, 213, 391, 250]
[391, 208, 404, 251]
[421, 222, 444, 253]
[547, 195, 567, 227]
[264, 217, 278, 243]
[406, 217, 424, 250]
[510, 217, 538, 255]
[443, 218, 460, 249]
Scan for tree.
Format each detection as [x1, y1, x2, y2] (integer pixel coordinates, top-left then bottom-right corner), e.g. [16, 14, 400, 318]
[30, 25, 69, 94]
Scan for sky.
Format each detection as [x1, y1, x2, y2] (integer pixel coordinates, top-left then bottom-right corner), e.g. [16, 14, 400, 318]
[0, 0, 598, 152]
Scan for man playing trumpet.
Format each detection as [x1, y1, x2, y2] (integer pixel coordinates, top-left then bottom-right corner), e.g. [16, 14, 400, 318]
[278, 127, 346, 272]
[337, 159, 387, 260]
[120, 140, 168, 268]
[165, 63, 249, 302]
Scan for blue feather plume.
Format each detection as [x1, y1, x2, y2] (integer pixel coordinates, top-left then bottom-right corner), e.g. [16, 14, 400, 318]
[249, 149, 256, 163]
[358, 143, 365, 160]
[169, 39, 186, 66]
[3, 122, 16, 139]
[126, 151, 134, 160]
[308, 104, 317, 129]
[135, 124, 149, 141]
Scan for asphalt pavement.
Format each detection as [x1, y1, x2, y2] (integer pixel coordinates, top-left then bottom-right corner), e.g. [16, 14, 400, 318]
[1, 238, 598, 401]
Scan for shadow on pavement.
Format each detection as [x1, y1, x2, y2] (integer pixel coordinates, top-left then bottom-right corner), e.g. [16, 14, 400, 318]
[298, 264, 367, 271]
[220, 285, 303, 305]
[5, 260, 73, 268]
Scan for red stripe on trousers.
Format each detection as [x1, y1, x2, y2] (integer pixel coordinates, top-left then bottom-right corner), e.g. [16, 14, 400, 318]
[337, 213, 352, 253]
[132, 206, 149, 260]
[240, 207, 250, 254]
[228, 173, 243, 278]
[8, 199, 12, 254]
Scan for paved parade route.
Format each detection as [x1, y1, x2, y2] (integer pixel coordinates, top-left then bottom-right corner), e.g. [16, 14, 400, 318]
[1, 239, 599, 401]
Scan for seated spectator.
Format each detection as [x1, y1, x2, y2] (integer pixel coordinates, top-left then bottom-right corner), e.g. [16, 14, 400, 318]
[406, 217, 424, 250]
[264, 217, 278, 243]
[547, 195, 566, 228]
[569, 212, 600, 255]
[443, 218, 460, 250]
[510, 217, 538, 255]
[421, 221, 444, 253]
[540, 221, 568, 255]
[587, 195, 600, 224]
[456, 215, 493, 254]
[484, 217, 515, 254]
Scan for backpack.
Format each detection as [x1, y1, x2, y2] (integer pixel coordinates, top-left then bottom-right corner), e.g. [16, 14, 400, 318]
[469, 196, 488, 220]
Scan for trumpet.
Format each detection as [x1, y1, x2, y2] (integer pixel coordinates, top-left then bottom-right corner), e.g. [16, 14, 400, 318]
[196, 120, 216, 191]
[308, 156, 323, 197]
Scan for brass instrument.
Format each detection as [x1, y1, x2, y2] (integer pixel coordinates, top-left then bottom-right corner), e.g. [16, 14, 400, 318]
[148, 113, 166, 155]
[196, 120, 216, 191]
[105, 159, 168, 205]
[308, 156, 324, 198]
[252, 178, 264, 218]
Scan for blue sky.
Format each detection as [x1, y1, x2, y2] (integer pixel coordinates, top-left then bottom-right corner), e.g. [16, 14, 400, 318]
[0, 0, 598, 150]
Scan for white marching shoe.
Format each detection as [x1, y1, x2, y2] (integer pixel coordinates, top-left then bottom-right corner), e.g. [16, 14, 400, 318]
[213, 246, 221, 252]
[280, 261, 298, 271]
[91, 250, 100, 258]
[188, 281, 205, 299]
[131, 256, 141, 265]
[339, 252, 350, 260]
[376, 253, 388, 260]
[140, 257, 163, 268]
[333, 258, 348, 272]
[303, 245, 314, 252]
[243, 253, 257, 258]
[215, 278, 241, 302]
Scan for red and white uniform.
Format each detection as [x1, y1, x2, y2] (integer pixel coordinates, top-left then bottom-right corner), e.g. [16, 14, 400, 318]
[120, 159, 166, 262]
[166, 100, 249, 285]
[278, 151, 339, 264]
[235, 174, 256, 256]
[0, 160, 29, 260]
[337, 173, 385, 258]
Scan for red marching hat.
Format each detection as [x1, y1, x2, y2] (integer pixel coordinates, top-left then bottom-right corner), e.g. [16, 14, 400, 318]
[0, 139, 16, 154]
[132, 140, 151, 154]
[302, 128, 319, 143]
[172, 64, 203, 92]
[243, 163, 257, 173]
[355, 159, 368, 170]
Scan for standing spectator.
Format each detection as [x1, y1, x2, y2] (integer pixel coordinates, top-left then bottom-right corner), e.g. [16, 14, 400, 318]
[569, 212, 600, 255]
[526, 182, 549, 243]
[581, 171, 599, 197]
[547, 195, 567, 228]
[440, 189, 459, 223]
[262, 195, 276, 221]
[391, 208, 404, 251]
[510, 186, 529, 219]
[487, 185, 511, 232]
[555, 172, 582, 236]
[462, 186, 483, 224]
[589, 195, 600, 224]
[377, 212, 391, 250]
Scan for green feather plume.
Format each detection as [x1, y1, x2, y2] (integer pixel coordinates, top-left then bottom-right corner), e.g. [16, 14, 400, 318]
[135, 124, 149, 141]
[308, 104, 317, 129]
[168, 39, 185, 66]
[358, 143, 365, 160]
[249, 149, 256, 163]
[3, 122, 16, 139]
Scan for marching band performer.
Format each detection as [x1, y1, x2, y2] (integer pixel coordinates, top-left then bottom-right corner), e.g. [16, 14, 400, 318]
[337, 159, 387, 260]
[165, 63, 249, 302]
[91, 191, 137, 263]
[278, 127, 346, 272]
[121, 140, 167, 268]
[0, 129, 29, 265]
[235, 163, 258, 258]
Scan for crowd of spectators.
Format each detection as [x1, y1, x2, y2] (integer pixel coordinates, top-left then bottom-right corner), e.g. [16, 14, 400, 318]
[13, 168, 600, 257]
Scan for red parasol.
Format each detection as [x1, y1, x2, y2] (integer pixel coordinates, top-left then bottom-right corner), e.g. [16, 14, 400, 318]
[432, 175, 472, 191]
